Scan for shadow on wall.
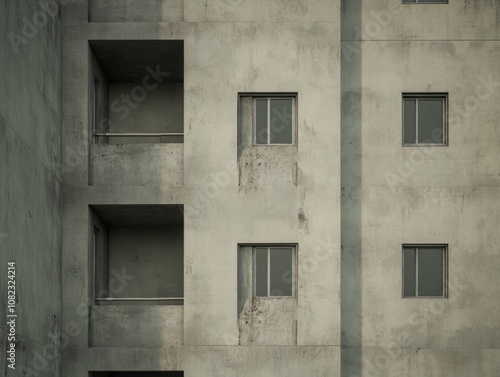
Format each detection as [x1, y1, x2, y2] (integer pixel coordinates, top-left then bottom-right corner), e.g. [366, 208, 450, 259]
[341, 0, 363, 376]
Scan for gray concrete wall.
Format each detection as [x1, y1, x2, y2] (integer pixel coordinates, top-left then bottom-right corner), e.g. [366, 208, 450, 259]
[65, 345, 338, 377]
[341, 1, 500, 376]
[61, 0, 341, 375]
[90, 144, 184, 186]
[90, 305, 183, 347]
[17, 0, 496, 375]
[0, 0, 62, 376]
[89, 0, 184, 23]
[238, 298, 297, 346]
[108, 226, 183, 298]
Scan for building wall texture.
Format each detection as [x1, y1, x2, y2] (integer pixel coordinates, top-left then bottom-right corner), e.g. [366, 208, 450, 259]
[0, 0, 62, 376]
[341, 1, 500, 376]
[0, 0, 499, 376]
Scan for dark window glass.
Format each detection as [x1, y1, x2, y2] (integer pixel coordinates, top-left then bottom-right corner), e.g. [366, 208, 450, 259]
[403, 247, 416, 297]
[255, 248, 268, 296]
[403, 100, 416, 144]
[255, 99, 268, 144]
[270, 247, 293, 296]
[418, 99, 443, 144]
[418, 247, 443, 296]
[270, 99, 293, 144]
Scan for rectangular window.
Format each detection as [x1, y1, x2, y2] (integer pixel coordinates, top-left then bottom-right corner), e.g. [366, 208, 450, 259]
[253, 246, 296, 297]
[403, 0, 448, 3]
[403, 94, 447, 145]
[403, 245, 448, 298]
[254, 96, 296, 145]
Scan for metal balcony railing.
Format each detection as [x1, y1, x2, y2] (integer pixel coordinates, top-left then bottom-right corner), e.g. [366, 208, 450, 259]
[93, 132, 184, 138]
[95, 297, 184, 302]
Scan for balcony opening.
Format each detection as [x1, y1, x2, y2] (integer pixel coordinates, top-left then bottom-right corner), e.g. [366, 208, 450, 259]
[89, 40, 184, 144]
[90, 205, 184, 305]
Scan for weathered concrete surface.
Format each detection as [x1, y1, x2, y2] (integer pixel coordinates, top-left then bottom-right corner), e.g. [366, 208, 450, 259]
[342, 348, 500, 377]
[238, 298, 297, 345]
[90, 144, 184, 186]
[64, 345, 338, 377]
[185, 0, 339, 22]
[0, 0, 62, 376]
[342, 0, 500, 41]
[238, 146, 297, 186]
[90, 305, 183, 347]
[89, 0, 184, 23]
[341, 2, 500, 376]
[5, 0, 496, 375]
[341, 41, 500, 189]
[61, 0, 341, 374]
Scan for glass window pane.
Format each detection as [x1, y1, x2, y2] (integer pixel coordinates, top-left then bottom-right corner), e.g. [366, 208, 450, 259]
[418, 99, 443, 144]
[403, 99, 416, 144]
[418, 247, 443, 296]
[403, 248, 416, 297]
[255, 248, 268, 296]
[255, 99, 268, 144]
[270, 248, 293, 296]
[269, 99, 293, 144]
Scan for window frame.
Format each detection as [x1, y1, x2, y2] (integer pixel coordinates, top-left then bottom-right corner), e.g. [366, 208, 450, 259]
[252, 95, 297, 146]
[252, 245, 297, 298]
[402, 93, 448, 146]
[402, 244, 448, 298]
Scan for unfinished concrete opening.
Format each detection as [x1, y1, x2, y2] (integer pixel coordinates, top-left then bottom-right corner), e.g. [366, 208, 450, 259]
[237, 93, 298, 186]
[90, 205, 184, 305]
[92, 373, 184, 377]
[89, 40, 184, 144]
[237, 244, 298, 345]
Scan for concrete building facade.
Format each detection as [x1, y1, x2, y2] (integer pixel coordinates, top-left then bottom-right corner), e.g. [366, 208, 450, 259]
[1, 0, 499, 376]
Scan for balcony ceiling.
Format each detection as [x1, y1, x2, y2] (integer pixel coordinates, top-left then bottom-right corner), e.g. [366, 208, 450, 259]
[91, 204, 184, 227]
[89, 40, 184, 83]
